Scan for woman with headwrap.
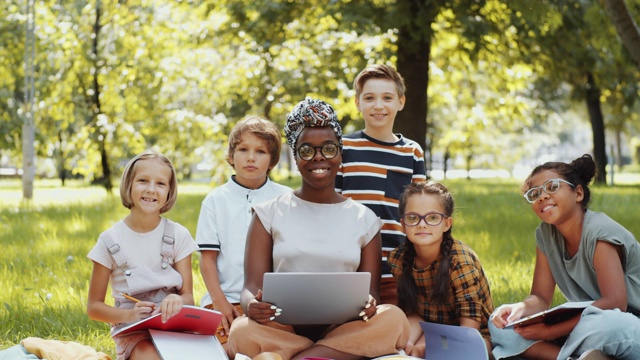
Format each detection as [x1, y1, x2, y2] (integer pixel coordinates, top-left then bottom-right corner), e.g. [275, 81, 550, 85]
[227, 98, 410, 360]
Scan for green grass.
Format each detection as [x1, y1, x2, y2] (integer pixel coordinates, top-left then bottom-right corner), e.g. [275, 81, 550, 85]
[1, 177, 639, 357]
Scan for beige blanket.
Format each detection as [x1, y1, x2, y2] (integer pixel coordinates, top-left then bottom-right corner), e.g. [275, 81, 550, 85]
[20, 337, 111, 360]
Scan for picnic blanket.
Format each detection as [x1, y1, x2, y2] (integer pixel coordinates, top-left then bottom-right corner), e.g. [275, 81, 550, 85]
[0, 338, 111, 360]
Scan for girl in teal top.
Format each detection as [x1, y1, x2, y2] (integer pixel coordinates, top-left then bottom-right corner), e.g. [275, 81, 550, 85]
[490, 154, 640, 360]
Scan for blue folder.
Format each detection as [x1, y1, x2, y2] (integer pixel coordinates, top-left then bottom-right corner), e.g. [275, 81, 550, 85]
[420, 321, 488, 360]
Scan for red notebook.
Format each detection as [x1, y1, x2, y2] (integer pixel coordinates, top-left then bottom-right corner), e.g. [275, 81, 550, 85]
[113, 305, 222, 336]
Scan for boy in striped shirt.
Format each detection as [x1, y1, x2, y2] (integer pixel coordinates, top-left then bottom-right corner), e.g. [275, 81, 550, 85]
[336, 64, 426, 305]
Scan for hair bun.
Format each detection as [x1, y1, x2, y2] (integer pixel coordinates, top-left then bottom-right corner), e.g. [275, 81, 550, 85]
[570, 154, 597, 185]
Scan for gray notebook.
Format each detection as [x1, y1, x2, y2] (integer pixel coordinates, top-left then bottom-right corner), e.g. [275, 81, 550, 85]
[262, 272, 371, 325]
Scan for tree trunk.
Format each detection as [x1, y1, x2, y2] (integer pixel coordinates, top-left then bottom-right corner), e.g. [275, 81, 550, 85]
[92, 0, 112, 193]
[99, 139, 112, 192]
[425, 131, 434, 179]
[22, 0, 36, 200]
[603, 0, 640, 68]
[443, 147, 450, 180]
[615, 128, 623, 168]
[394, 3, 431, 170]
[465, 150, 472, 180]
[585, 72, 607, 184]
[57, 131, 67, 186]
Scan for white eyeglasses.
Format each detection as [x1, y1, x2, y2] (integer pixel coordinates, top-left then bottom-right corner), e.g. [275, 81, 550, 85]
[524, 178, 575, 203]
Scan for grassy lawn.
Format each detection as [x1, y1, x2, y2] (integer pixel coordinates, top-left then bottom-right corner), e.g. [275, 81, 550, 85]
[1, 177, 639, 357]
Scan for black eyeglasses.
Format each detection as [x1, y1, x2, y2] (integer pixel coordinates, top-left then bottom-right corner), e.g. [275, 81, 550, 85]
[523, 178, 575, 203]
[296, 143, 339, 161]
[401, 212, 448, 227]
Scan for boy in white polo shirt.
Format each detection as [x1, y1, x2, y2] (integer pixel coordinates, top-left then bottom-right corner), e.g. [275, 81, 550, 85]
[196, 115, 290, 348]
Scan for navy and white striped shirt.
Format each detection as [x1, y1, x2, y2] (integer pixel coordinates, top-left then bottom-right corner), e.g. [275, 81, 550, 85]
[336, 130, 426, 276]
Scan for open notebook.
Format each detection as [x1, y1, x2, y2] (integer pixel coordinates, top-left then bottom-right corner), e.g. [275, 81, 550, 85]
[504, 300, 593, 329]
[262, 272, 370, 325]
[113, 305, 228, 359]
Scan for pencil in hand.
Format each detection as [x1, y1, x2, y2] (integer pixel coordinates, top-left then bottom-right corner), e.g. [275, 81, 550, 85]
[119, 292, 156, 311]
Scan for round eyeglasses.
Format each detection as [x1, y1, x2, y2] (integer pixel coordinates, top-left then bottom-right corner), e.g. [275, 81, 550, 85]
[296, 143, 339, 161]
[523, 178, 575, 203]
[401, 212, 448, 227]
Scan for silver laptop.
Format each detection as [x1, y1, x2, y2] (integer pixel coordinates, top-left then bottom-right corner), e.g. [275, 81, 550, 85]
[262, 272, 371, 325]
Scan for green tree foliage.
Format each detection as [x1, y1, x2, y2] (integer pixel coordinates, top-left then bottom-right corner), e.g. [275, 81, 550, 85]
[603, 0, 640, 68]
[501, 0, 640, 183]
[0, 2, 26, 156]
[2, 1, 228, 190]
[1, 0, 639, 189]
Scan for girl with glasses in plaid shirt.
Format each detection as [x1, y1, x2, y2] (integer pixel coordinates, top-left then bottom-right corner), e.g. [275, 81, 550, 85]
[388, 181, 494, 359]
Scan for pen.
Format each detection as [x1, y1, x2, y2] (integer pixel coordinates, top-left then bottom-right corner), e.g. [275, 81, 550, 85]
[119, 292, 155, 311]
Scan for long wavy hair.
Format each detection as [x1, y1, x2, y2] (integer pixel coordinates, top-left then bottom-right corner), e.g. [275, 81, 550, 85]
[397, 181, 455, 315]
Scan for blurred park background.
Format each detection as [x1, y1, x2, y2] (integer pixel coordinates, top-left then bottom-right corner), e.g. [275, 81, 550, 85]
[3, 0, 640, 356]
[3, 0, 640, 198]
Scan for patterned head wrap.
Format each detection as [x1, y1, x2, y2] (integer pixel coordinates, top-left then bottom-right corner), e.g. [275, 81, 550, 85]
[284, 98, 343, 150]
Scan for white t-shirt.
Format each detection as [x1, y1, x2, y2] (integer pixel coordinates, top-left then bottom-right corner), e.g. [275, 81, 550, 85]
[196, 177, 291, 305]
[253, 191, 382, 272]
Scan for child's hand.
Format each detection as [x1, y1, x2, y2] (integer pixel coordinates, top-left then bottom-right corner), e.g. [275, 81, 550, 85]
[130, 301, 155, 322]
[491, 302, 525, 328]
[246, 290, 281, 324]
[358, 295, 377, 322]
[156, 293, 183, 324]
[213, 298, 241, 338]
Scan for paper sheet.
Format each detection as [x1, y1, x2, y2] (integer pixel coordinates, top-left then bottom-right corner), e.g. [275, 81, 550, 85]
[149, 329, 228, 360]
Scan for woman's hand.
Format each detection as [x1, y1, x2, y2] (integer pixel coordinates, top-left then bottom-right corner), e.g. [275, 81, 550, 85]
[155, 293, 183, 324]
[491, 302, 526, 328]
[359, 295, 377, 322]
[246, 290, 281, 324]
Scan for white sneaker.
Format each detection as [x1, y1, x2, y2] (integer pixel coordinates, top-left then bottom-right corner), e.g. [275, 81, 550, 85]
[576, 349, 613, 360]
